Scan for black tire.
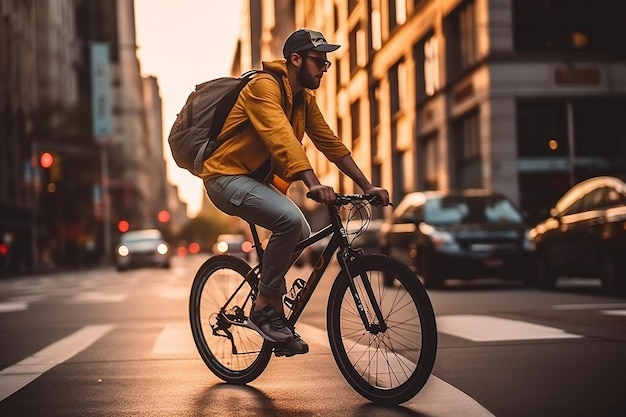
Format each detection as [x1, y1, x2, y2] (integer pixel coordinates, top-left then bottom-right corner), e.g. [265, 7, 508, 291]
[189, 255, 272, 384]
[537, 252, 558, 290]
[327, 254, 437, 405]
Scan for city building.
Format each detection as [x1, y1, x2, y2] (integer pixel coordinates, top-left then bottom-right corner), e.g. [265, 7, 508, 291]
[233, 0, 626, 225]
[0, 0, 182, 275]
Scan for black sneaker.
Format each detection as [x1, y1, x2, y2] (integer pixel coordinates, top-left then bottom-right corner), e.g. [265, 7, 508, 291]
[248, 304, 293, 342]
[274, 331, 309, 357]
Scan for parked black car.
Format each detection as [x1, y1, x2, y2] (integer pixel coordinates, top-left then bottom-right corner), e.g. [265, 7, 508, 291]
[529, 176, 626, 294]
[380, 190, 534, 288]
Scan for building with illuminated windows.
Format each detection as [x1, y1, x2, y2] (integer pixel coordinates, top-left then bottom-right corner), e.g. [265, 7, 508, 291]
[0, 0, 181, 274]
[235, 0, 626, 223]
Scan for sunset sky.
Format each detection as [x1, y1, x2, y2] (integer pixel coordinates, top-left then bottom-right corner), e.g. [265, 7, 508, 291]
[134, 0, 243, 217]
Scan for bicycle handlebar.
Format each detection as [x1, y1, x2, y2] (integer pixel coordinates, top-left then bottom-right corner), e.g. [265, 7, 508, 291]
[306, 191, 388, 207]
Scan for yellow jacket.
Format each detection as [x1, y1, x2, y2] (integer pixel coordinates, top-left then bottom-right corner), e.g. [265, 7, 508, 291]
[200, 60, 350, 182]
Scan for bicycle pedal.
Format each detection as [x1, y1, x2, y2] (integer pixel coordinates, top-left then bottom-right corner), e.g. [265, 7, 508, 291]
[273, 346, 296, 357]
[272, 339, 309, 357]
[273, 344, 300, 358]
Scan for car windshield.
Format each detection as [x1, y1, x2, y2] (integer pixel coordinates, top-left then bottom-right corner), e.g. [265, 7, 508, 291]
[423, 195, 523, 226]
[120, 230, 162, 243]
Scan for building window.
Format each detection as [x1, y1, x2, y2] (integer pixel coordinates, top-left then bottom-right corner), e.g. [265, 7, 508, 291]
[390, 64, 400, 116]
[349, 24, 367, 73]
[572, 98, 626, 161]
[389, 62, 406, 202]
[414, 31, 440, 100]
[423, 36, 440, 96]
[420, 134, 439, 190]
[388, 0, 407, 31]
[513, 0, 626, 53]
[369, 81, 381, 156]
[395, 0, 407, 25]
[444, 0, 479, 79]
[453, 110, 482, 189]
[371, 0, 382, 50]
[517, 97, 626, 180]
[459, 2, 477, 67]
[335, 57, 342, 91]
[351, 99, 361, 147]
[517, 100, 568, 158]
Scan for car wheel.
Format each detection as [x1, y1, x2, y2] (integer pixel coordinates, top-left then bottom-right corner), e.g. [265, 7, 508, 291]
[418, 255, 444, 289]
[536, 252, 557, 290]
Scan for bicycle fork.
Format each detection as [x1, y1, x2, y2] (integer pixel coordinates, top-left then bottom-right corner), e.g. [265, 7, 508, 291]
[338, 251, 387, 334]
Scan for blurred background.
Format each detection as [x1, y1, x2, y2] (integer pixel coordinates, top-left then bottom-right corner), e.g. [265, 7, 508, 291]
[1, 0, 625, 277]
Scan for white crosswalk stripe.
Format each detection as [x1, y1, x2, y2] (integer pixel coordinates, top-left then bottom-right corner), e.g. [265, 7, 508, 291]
[0, 302, 27, 313]
[65, 291, 127, 304]
[152, 322, 196, 354]
[437, 315, 582, 342]
[601, 309, 626, 316]
[2, 311, 617, 413]
[0, 325, 114, 402]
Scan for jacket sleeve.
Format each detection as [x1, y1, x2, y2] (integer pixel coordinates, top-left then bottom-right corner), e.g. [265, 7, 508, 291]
[243, 76, 313, 180]
[303, 92, 351, 162]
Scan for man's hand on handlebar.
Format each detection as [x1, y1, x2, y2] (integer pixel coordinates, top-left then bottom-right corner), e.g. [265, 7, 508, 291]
[363, 186, 390, 206]
[308, 184, 337, 204]
[307, 186, 392, 207]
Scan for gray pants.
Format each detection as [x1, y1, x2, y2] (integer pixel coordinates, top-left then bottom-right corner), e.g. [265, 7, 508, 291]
[204, 175, 310, 297]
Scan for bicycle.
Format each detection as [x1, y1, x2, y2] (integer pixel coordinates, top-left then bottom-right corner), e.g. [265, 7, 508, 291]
[189, 193, 437, 405]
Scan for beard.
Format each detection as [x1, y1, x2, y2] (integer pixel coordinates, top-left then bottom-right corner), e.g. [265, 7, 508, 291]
[298, 64, 320, 90]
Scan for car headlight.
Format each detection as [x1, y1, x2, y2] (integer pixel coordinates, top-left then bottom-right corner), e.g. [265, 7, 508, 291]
[419, 223, 460, 251]
[117, 245, 130, 257]
[157, 243, 169, 255]
[216, 241, 229, 254]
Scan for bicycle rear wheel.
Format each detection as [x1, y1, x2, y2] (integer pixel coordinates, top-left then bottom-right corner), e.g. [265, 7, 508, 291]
[189, 255, 272, 384]
[327, 254, 437, 405]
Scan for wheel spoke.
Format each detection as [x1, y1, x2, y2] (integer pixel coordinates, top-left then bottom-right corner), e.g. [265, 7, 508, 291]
[189, 256, 272, 384]
[328, 255, 437, 404]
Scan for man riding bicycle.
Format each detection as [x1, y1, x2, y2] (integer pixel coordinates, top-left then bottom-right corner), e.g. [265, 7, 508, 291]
[200, 28, 390, 356]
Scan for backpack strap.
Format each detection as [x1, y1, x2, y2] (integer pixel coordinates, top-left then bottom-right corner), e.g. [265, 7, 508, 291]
[207, 72, 258, 144]
[239, 69, 286, 111]
[203, 70, 287, 161]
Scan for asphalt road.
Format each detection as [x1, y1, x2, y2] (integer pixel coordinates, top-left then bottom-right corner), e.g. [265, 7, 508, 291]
[0, 254, 624, 416]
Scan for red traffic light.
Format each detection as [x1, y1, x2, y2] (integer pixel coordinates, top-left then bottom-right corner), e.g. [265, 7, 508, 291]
[40, 152, 54, 168]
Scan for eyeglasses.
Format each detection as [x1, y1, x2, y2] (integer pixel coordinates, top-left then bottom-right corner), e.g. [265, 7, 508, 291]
[304, 54, 332, 71]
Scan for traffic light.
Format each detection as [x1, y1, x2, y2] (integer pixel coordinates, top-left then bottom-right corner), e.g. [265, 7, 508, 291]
[39, 152, 62, 183]
[40, 152, 54, 168]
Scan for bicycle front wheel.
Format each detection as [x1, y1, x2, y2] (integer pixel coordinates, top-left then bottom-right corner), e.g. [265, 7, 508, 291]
[189, 255, 272, 384]
[327, 254, 437, 405]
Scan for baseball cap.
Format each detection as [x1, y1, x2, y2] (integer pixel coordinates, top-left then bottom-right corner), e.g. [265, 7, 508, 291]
[282, 29, 340, 58]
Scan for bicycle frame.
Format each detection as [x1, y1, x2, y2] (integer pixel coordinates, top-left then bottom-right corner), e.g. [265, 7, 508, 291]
[247, 198, 386, 330]
[191, 193, 436, 403]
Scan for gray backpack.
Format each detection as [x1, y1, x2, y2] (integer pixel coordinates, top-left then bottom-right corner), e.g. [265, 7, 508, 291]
[168, 70, 285, 176]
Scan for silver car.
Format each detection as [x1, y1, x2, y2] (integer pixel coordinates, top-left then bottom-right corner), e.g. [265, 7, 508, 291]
[115, 229, 171, 271]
